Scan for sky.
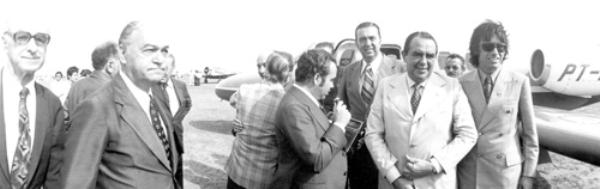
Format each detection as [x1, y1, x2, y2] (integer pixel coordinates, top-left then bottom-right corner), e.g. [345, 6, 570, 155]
[0, 0, 598, 76]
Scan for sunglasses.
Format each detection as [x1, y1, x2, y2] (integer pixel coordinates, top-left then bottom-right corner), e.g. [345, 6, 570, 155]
[480, 42, 506, 53]
[8, 31, 51, 46]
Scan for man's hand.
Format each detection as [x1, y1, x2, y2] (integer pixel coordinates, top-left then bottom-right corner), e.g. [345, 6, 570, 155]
[333, 100, 351, 127]
[402, 155, 435, 179]
[392, 177, 414, 189]
[518, 176, 534, 189]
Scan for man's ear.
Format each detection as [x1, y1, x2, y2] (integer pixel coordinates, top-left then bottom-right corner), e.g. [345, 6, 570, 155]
[314, 74, 322, 87]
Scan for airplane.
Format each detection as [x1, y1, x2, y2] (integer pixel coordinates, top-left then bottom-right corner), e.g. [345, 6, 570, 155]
[214, 39, 600, 166]
[202, 66, 237, 83]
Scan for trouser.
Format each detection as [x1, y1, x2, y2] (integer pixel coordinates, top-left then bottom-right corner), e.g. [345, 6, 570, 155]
[347, 144, 379, 189]
[227, 177, 246, 189]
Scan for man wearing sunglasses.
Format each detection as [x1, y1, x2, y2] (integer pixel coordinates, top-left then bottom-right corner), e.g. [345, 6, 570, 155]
[457, 20, 539, 189]
[60, 21, 181, 189]
[443, 53, 466, 78]
[0, 24, 65, 189]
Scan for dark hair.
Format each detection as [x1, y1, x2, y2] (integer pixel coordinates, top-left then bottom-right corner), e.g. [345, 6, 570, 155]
[295, 49, 335, 84]
[80, 69, 92, 77]
[468, 20, 509, 67]
[55, 71, 63, 77]
[265, 51, 293, 83]
[66, 66, 79, 78]
[355, 22, 381, 39]
[402, 31, 438, 56]
[91, 41, 119, 70]
[118, 21, 141, 52]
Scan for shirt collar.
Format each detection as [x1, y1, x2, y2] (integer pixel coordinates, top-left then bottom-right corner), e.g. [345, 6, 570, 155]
[3, 65, 36, 94]
[120, 72, 153, 100]
[477, 68, 501, 84]
[361, 53, 383, 74]
[406, 75, 428, 89]
[293, 84, 320, 107]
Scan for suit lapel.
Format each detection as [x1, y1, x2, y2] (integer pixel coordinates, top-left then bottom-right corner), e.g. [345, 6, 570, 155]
[172, 79, 185, 108]
[290, 87, 329, 131]
[113, 76, 172, 171]
[413, 74, 445, 121]
[0, 68, 8, 181]
[479, 70, 509, 128]
[23, 84, 50, 184]
[153, 96, 179, 169]
[462, 72, 487, 126]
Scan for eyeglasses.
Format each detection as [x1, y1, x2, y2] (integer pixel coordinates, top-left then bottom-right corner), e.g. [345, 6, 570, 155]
[8, 31, 51, 46]
[480, 42, 506, 53]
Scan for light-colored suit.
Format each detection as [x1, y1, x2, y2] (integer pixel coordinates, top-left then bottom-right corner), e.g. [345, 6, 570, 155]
[271, 86, 347, 189]
[365, 72, 477, 189]
[0, 81, 65, 189]
[457, 70, 539, 189]
[60, 75, 181, 189]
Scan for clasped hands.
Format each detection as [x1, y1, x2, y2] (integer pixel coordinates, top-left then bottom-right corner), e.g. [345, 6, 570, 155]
[392, 155, 437, 189]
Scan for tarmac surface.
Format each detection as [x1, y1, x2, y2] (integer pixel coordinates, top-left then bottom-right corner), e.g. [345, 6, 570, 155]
[184, 83, 600, 189]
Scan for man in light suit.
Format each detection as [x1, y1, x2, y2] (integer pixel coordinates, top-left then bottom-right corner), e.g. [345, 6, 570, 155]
[365, 31, 477, 189]
[0, 22, 64, 189]
[337, 22, 401, 189]
[271, 49, 351, 189]
[65, 41, 120, 115]
[457, 20, 539, 189]
[152, 54, 190, 186]
[60, 21, 181, 189]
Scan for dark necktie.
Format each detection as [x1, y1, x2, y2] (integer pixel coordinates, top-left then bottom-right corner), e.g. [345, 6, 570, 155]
[361, 66, 375, 105]
[149, 95, 171, 162]
[483, 76, 492, 103]
[11, 88, 30, 189]
[410, 84, 422, 114]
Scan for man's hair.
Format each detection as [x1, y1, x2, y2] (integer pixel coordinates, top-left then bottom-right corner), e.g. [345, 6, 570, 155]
[118, 21, 141, 52]
[315, 42, 334, 51]
[355, 21, 381, 39]
[295, 49, 335, 84]
[447, 53, 465, 69]
[55, 71, 63, 77]
[402, 31, 438, 56]
[265, 51, 293, 83]
[91, 41, 119, 70]
[80, 69, 92, 77]
[66, 66, 79, 78]
[468, 20, 509, 67]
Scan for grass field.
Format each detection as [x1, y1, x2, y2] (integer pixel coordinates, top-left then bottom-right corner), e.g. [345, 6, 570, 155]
[184, 83, 600, 189]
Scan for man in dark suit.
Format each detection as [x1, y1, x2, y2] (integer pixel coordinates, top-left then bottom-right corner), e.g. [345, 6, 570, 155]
[337, 21, 401, 188]
[271, 49, 351, 189]
[64, 41, 120, 114]
[60, 21, 181, 189]
[151, 54, 190, 185]
[0, 23, 65, 189]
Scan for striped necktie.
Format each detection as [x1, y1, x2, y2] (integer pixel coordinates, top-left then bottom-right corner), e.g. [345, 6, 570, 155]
[149, 95, 171, 162]
[11, 88, 31, 189]
[361, 66, 375, 105]
[410, 84, 423, 114]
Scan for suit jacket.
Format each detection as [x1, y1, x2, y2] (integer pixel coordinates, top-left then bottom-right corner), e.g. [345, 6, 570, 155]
[365, 73, 477, 189]
[152, 78, 191, 154]
[457, 70, 539, 189]
[60, 75, 181, 189]
[0, 77, 65, 188]
[64, 70, 112, 115]
[338, 55, 400, 122]
[271, 86, 348, 189]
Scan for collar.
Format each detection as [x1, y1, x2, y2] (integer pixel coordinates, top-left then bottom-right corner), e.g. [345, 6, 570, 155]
[293, 84, 320, 107]
[406, 75, 429, 89]
[3, 65, 36, 93]
[361, 53, 383, 74]
[120, 72, 153, 99]
[477, 68, 501, 84]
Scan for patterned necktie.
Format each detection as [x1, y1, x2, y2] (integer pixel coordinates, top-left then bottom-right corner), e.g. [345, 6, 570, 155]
[149, 95, 171, 162]
[410, 84, 422, 114]
[11, 88, 30, 189]
[483, 76, 492, 103]
[361, 66, 375, 105]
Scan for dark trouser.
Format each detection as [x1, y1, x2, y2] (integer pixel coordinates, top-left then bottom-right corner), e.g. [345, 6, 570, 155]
[347, 145, 378, 189]
[227, 177, 246, 189]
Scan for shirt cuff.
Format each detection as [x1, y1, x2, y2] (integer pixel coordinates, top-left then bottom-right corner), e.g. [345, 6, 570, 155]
[333, 122, 346, 133]
[430, 157, 443, 174]
[385, 167, 401, 184]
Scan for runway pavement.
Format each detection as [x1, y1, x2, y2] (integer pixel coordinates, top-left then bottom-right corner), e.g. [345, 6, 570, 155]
[184, 83, 600, 189]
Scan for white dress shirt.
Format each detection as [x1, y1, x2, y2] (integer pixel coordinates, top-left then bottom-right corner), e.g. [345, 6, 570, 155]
[120, 72, 167, 132]
[165, 79, 179, 116]
[4, 67, 36, 168]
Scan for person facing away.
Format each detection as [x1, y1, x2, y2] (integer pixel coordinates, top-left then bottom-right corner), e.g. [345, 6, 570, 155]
[0, 19, 65, 189]
[271, 49, 351, 189]
[64, 41, 121, 115]
[59, 21, 182, 189]
[457, 20, 539, 189]
[337, 21, 401, 189]
[365, 31, 478, 189]
[225, 51, 293, 189]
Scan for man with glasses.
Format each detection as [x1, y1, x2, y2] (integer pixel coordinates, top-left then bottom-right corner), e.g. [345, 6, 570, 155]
[444, 53, 466, 78]
[457, 20, 539, 189]
[60, 21, 181, 189]
[0, 22, 65, 189]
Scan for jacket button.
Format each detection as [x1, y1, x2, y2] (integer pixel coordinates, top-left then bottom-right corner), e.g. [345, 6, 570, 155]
[478, 132, 483, 136]
[496, 154, 503, 159]
[343, 171, 347, 176]
[409, 144, 416, 148]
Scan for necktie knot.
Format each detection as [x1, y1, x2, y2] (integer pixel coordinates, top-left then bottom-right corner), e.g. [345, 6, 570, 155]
[19, 88, 29, 99]
[411, 83, 423, 114]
